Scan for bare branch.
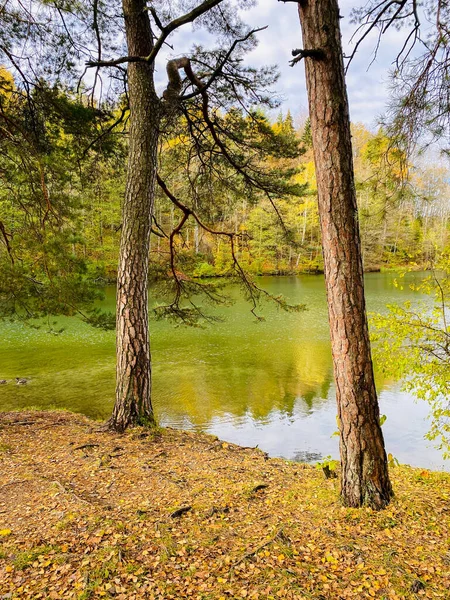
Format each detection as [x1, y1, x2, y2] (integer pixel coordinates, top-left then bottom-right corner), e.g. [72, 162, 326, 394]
[347, 0, 421, 69]
[91, 0, 102, 103]
[87, 0, 225, 68]
[148, 6, 163, 31]
[0, 220, 14, 265]
[289, 47, 325, 67]
[156, 176, 305, 321]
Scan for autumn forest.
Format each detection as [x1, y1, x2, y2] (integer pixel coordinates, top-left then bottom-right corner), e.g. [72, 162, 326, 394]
[1, 0, 450, 598]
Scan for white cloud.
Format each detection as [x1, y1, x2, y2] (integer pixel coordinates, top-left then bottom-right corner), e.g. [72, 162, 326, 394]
[153, 0, 416, 129]
[240, 0, 413, 128]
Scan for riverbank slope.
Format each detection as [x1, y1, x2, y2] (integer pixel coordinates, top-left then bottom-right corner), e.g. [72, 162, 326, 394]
[1, 411, 449, 599]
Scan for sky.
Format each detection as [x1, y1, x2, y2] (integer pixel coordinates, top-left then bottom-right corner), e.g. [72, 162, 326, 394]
[154, 0, 414, 130]
[157, 0, 418, 130]
[241, 0, 409, 128]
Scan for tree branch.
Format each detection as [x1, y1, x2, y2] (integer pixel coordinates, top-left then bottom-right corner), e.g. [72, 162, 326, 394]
[86, 0, 225, 68]
[0, 220, 14, 265]
[156, 176, 304, 321]
[148, 6, 163, 31]
[289, 48, 325, 66]
[180, 27, 268, 101]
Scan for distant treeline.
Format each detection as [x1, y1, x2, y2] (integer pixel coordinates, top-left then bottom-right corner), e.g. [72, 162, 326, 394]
[78, 114, 450, 280]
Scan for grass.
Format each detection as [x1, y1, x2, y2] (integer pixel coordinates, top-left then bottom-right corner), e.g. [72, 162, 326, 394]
[12, 545, 61, 570]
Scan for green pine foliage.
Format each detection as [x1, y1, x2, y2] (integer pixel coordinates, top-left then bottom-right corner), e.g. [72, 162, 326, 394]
[0, 75, 123, 325]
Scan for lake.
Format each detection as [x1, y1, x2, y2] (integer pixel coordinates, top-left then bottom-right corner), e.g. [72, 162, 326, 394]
[0, 272, 447, 470]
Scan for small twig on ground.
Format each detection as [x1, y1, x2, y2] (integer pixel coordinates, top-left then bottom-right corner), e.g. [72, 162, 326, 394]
[207, 441, 222, 451]
[205, 506, 230, 519]
[153, 450, 167, 458]
[0, 480, 29, 489]
[51, 479, 92, 505]
[250, 484, 269, 494]
[232, 527, 285, 568]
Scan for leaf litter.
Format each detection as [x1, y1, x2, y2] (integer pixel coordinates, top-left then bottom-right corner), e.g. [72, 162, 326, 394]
[0, 411, 449, 599]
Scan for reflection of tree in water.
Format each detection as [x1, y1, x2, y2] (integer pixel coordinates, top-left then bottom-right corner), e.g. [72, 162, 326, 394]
[0, 276, 425, 425]
[154, 339, 335, 426]
[302, 387, 323, 410]
[291, 450, 323, 463]
[320, 375, 332, 401]
[149, 275, 404, 428]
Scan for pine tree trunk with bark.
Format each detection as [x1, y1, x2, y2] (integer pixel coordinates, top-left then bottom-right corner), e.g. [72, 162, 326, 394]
[108, 0, 160, 432]
[296, 0, 393, 508]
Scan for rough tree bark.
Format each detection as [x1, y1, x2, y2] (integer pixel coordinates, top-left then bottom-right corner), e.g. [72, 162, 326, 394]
[296, 0, 393, 508]
[108, 0, 160, 431]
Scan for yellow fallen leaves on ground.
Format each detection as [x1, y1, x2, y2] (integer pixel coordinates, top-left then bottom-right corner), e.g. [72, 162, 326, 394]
[0, 411, 449, 599]
[0, 529, 12, 537]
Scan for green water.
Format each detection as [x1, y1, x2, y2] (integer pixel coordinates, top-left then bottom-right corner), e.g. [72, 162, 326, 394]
[0, 272, 447, 469]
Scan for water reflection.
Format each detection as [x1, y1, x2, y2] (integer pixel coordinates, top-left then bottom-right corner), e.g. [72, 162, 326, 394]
[0, 272, 447, 470]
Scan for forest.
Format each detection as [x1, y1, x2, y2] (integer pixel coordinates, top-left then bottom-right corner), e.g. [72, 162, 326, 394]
[1, 87, 448, 290]
[1, 0, 450, 598]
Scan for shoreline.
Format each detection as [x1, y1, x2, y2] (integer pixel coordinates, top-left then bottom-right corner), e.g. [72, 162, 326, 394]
[92, 264, 434, 286]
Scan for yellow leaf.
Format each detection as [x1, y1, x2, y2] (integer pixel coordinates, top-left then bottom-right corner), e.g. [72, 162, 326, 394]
[0, 529, 12, 536]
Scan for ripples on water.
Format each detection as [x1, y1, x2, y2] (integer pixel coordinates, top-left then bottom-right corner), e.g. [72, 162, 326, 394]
[0, 272, 447, 470]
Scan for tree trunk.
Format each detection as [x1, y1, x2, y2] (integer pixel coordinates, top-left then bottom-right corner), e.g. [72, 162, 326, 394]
[297, 0, 392, 508]
[109, 0, 160, 432]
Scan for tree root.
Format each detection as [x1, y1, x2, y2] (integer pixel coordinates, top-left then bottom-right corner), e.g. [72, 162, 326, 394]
[169, 505, 192, 518]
